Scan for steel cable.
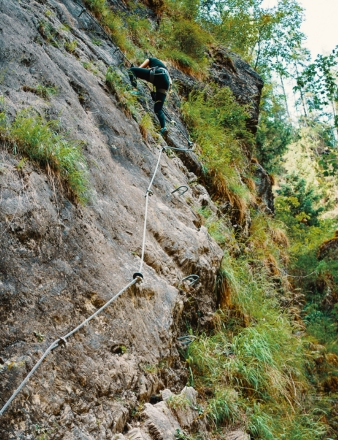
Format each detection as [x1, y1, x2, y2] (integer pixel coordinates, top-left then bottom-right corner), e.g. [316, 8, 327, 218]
[139, 147, 164, 273]
[0, 278, 138, 416]
[0, 340, 59, 416]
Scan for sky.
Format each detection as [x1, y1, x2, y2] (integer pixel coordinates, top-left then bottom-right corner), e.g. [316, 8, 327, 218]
[261, 0, 338, 58]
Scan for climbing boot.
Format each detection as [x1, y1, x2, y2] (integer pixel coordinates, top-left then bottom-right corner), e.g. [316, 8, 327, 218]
[160, 127, 168, 136]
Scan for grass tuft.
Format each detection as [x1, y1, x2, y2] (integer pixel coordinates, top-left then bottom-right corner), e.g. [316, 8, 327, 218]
[0, 108, 89, 203]
[105, 67, 139, 118]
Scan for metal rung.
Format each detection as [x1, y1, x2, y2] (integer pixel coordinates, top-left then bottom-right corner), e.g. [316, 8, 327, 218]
[171, 185, 189, 196]
[177, 335, 196, 341]
[164, 146, 193, 152]
[182, 274, 199, 285]
[78, 7, 86, 17]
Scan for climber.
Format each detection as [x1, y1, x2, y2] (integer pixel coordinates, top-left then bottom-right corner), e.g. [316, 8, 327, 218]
[128, 58, 172, 135]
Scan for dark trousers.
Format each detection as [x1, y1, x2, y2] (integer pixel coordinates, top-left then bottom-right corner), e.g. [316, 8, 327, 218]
[128, 67, 169, 129]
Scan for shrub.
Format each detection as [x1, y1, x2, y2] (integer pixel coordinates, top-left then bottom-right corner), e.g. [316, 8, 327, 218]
[158, 17, 210, 73]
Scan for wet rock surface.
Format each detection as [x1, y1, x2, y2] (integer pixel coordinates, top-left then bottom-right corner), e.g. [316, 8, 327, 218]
[0, 0, 267, 438]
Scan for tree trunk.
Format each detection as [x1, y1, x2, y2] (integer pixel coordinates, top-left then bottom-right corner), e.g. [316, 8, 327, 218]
[279, 73, 291, 119]
[294, 62, 308, 120]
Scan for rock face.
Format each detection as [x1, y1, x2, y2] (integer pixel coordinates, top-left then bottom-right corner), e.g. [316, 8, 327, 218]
[0, 1, 265, 438]
[116, 387, 208, 440]
[252, 162, 275, 214]
[317, 231, 338, 261]
[171, 47, 264, 137]
[209, 46, 264, 135]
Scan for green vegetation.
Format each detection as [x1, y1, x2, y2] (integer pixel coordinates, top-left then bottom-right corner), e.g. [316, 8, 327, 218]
[22, 84, 58, 100]
[182, 84, 254, 222]
[91, 37, 103, 46]
[59, 24, 71, 33]
[83, 0, 137, 57]
[106, 67, 139, 119]
[139, 112, 157, 140]
[82, 61, 99, 74]
[38, 20, 61, 46]
[178, 77, 334, 435]
[256, 87, 293, 173]
[185, 210, 329, 438]
[64, 39, 78, 54]
[158, 17, 210, 73]
[0, 107, 89, 203]
[175, 428, 194, 440]
[167, 394, 190, 410]
[5, 0, 337, 436]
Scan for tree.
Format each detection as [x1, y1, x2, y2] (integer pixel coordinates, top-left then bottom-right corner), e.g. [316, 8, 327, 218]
[276, 173, 324, 227]
[256, 87, 293, 173]
[294, 46, 338, 130]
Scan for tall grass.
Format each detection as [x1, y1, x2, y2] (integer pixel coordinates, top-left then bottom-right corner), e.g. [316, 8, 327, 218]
[106, 67, 138, 117]
[187, 255, 327, 437]
[0, 109, 89, 203]
[185, 207, 328, 438]
[182, 85, 254, 222]
[83, 0, 138, 59]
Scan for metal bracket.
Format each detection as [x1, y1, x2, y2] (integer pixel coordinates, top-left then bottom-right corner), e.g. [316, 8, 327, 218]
[59, 337, 67, 348]
[171, 186, 189, 196]
[78, 7, 86, 18]
[182, 274, 199, 286]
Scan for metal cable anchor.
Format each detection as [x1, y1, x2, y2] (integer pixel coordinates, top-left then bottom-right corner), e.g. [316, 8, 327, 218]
[133, 272, 144, 282]
[58, 337, 67, 348]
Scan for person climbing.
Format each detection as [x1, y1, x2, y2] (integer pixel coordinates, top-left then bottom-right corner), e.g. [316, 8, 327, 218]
[128, 58, 172, 135]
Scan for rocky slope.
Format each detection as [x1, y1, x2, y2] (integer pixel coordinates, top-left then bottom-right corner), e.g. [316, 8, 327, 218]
[0, 1, 264, 438]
